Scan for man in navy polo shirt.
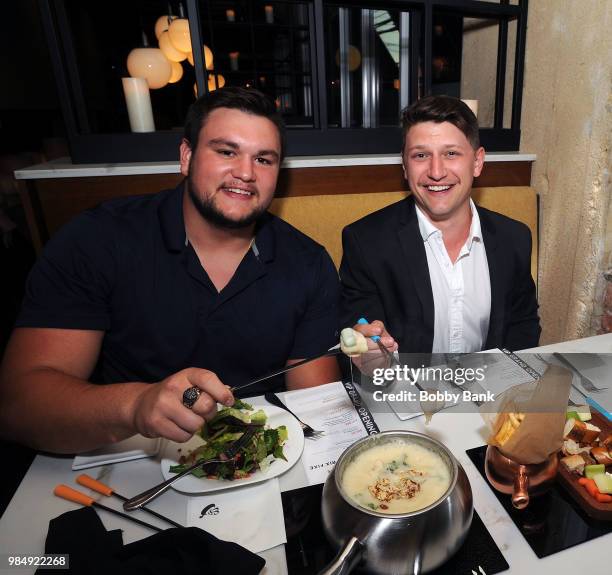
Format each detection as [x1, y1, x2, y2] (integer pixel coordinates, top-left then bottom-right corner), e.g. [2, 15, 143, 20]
[0, 87, 340, 453]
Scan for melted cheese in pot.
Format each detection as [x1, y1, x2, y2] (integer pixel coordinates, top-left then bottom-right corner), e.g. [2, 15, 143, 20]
[341, 441, 451, 514]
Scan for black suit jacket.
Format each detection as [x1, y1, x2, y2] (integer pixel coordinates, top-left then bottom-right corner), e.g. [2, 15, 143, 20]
[339, 196, 541, 352]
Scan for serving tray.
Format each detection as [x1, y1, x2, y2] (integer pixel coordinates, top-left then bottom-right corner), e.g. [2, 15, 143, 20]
[557, 409, 612, 520]
[467, 445, 612, 558]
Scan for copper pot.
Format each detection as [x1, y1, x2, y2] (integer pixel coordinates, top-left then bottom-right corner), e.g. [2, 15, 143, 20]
[484, 446, 558, 509]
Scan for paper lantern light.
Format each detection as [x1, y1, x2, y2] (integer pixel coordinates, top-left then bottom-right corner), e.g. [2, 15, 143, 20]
[127, 48, 172, 89]
[168, 17, 191, 53]
[159, 30, 187, 62]
[208, 74, 225, 91]
[193, 74, 226, 98]
[168, 61, 184, 83]
[186, 45, 214, 70]
[154, 15, 177, 39]
[187, 44, 215, 70]
[335, 45, 362, 72]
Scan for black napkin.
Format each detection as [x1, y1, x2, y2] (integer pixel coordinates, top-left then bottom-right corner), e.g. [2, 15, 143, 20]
[37, 507, 265, 575]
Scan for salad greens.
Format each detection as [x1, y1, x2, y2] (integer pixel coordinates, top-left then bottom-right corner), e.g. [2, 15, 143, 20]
[169, 399, 288, 480]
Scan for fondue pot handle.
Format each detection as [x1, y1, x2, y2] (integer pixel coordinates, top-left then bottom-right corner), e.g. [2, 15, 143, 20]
[512, 465, 530, 509]
[318, 536, 364, 575]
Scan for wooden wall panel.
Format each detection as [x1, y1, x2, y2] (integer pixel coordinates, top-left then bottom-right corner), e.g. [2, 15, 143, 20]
[277, 161, 531, 197]
[36, 174, 183, 241]
[29, 160, 531, 250]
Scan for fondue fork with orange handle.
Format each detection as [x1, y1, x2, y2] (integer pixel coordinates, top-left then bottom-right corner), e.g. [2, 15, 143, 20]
[76, 474, 182, 528]
[54, 485, 163, 532]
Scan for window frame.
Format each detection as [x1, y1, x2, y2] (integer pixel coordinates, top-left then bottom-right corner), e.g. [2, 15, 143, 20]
[40, 0, 528, 162]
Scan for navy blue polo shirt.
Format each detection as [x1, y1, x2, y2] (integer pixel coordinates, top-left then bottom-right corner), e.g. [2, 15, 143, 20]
[17, 184, 340, 396]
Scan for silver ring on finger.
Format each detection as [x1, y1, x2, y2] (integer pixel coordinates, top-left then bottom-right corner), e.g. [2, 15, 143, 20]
[182, 386, 202, 409]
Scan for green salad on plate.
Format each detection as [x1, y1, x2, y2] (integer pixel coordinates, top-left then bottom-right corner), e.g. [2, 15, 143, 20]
[169, 399, 288, 480]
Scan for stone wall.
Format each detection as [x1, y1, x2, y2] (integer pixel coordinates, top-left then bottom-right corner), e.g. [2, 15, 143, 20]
[520, 0, 612, 344]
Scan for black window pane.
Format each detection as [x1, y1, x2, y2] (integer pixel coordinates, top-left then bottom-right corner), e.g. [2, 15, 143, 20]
[324, 4, 406, 129]
[65, 0, 196, 133]
[197, 1, 314, 127]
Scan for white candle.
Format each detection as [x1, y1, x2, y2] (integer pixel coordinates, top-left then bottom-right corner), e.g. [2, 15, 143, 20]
[229, 51, 239, 71]
[122, 77, 155, 132]
[461, 99, 479, 118]
[226, 9, 235, 22]
[264, 5, 274, 24]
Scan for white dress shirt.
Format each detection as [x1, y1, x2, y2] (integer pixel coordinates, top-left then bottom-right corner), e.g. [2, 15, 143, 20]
[415, 200, 491, 353]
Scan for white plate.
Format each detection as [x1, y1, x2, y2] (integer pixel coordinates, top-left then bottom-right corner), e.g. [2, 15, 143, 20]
[160, 404, 305, 493]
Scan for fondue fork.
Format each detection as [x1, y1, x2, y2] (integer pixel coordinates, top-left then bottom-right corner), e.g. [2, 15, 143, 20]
[356, 318, 445, 421]
[357, 318, 396, 366]
[54, 485, 163, 532]
[231, 348, 342, 393]
[76, 474, 182, 528]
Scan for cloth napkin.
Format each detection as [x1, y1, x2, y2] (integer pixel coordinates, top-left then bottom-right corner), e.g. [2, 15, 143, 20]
[186, 478, 286, 553]
[36, 507, 265, 575]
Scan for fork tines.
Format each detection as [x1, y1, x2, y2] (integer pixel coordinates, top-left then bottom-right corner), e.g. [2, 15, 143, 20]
[299, 422, 325, 440]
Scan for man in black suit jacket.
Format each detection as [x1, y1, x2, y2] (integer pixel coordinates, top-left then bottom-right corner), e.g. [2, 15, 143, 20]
[340, 96, 540, 354]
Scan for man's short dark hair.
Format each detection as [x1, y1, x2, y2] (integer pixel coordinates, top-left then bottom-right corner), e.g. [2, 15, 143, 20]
[184, 86, 286, 159]
[401, 95, 480, 151]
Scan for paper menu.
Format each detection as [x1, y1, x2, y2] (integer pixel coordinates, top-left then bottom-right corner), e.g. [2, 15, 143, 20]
[385, 350, 544, 421]
[283, 381, 379, 485]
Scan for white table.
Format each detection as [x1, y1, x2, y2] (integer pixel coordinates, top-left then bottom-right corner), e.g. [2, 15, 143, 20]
[1, 333, 611, 575]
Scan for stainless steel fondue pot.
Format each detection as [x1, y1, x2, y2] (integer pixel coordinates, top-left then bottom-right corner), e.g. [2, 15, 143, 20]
[319, 431, 473, 575]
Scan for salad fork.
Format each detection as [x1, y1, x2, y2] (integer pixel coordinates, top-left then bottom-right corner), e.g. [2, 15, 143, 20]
[123, 427, 258, 511]
[264, 392, 324, 439]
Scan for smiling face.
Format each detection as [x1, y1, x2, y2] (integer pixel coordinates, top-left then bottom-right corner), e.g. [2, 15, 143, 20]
[402, 121, 485, 225]
[180, 107, 281, 229]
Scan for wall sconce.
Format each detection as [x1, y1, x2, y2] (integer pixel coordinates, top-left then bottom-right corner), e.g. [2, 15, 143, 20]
[226, 9, 235, 22]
